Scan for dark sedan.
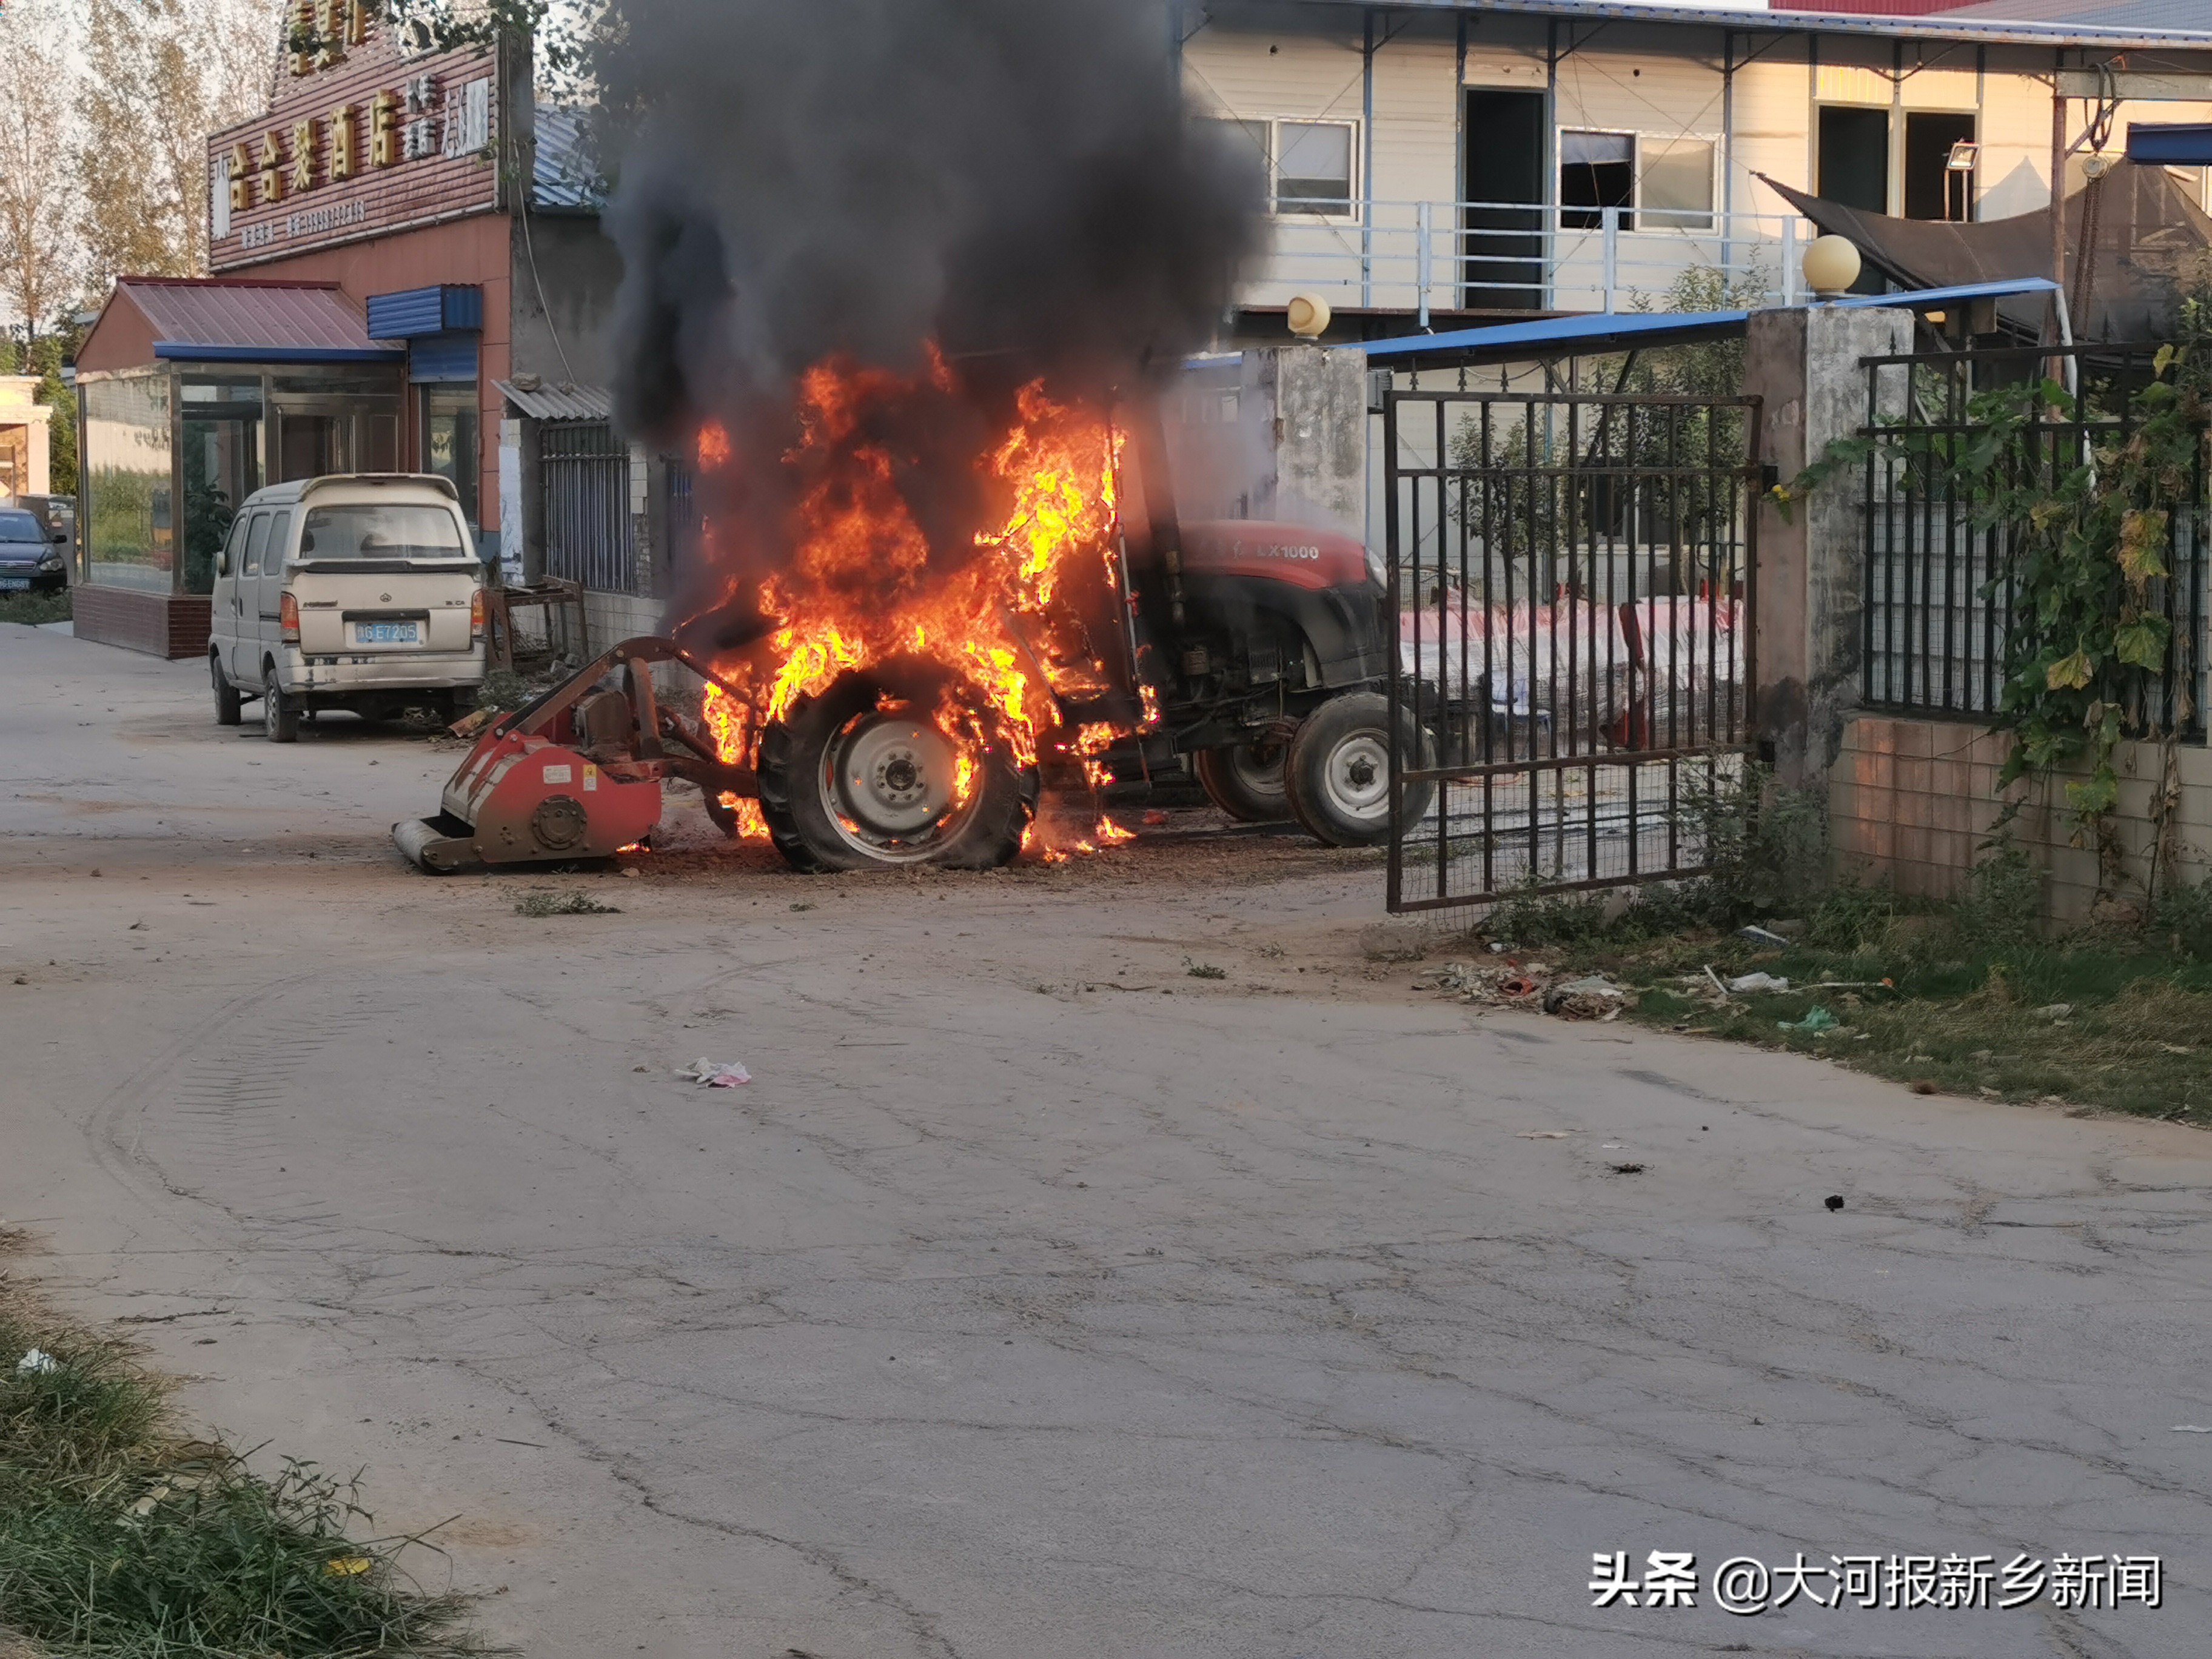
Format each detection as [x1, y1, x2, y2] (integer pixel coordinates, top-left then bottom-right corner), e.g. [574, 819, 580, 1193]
[0, 507, 65, 594]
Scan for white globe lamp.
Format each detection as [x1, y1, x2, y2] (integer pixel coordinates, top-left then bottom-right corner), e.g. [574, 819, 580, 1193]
[1803, 235, 1863, 301]
[1285, 293, 1332, 339]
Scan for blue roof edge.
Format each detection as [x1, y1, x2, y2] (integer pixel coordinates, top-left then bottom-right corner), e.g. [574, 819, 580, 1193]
[154, 343, 407, 363]
[1354, 277, 2063, 360]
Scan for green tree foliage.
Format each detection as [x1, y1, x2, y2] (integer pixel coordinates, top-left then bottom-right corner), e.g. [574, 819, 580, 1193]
[31, 332, 75, 496]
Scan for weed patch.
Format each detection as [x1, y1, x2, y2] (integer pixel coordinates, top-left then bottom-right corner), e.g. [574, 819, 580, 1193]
[0, 1264, 486, 1657]
[0, 589, 70, 628]
[514, 890, 619, 917]
[1488, 894, 2212, 1120]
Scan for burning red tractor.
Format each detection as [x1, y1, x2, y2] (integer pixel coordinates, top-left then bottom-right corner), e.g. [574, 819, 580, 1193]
[395, 357, 1426, 875]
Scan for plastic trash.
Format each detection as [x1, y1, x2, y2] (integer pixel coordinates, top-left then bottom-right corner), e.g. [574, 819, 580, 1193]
[2172, 1424, 2212, 1433]
[16, 1347, 58, 1375]
[1727, 971, 1791, 994]
[675, 1057, 752, 1087]
[1738, 925, 1792, 947]
[1544, 975, 1626, 1019]
[1777, 1006, 1838, 1035]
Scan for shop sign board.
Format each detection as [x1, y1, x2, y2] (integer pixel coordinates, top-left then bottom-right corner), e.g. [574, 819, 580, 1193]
[207, 1, 500, 271]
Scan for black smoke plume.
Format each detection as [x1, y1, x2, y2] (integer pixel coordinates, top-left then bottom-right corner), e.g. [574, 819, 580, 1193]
[595, 0, 1262, 644]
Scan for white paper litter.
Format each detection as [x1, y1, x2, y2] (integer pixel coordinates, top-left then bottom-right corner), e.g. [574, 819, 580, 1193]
[2172, 1424, 2212, 1433]
[16, 1348, 58, 1375]
[675, 1057, 751, 1087]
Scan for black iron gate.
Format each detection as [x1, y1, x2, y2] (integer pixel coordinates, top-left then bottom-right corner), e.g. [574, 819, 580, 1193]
[1384, 386, 1763, 911]
[541, 420, 637, 593]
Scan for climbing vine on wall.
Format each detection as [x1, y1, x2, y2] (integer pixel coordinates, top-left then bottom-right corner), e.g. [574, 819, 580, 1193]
[1778, 324, 2211, 892]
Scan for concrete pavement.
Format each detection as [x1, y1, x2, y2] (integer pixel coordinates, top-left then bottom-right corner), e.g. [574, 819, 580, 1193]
[2, 621, 2208, 1658]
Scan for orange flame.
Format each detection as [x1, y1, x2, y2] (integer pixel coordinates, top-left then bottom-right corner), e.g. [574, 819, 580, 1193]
[691, 355, 1133, 857]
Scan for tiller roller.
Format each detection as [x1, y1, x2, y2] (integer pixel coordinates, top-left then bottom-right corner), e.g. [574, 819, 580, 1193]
[395, 636, 754, 873]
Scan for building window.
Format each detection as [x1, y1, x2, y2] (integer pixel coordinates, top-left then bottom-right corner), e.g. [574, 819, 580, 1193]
[1561, 130, 1635, 230]
[1207, 116, 1357, 218]
[1640, 138, 1715, 230]
[1561, 132, 1717, 232]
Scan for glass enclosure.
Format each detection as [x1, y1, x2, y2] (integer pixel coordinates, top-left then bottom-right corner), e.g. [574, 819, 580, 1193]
[78, 363, 402, 595]
[82, 375, 173, 593]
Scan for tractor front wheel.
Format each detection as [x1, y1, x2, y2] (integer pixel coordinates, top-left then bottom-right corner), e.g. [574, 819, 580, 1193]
[1194, 737, 1290, 822]
[1283, 691, 1433, 847]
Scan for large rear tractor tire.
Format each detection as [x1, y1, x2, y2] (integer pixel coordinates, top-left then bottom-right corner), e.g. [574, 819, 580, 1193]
[756, 657, 1036, 873]
[1283, 691, 1435, 848]
[1193, 737, 1290, 822]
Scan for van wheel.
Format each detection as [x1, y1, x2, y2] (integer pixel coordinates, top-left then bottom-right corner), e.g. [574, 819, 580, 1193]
[212, 654, 242, 726]
[263, 668, 299, 743]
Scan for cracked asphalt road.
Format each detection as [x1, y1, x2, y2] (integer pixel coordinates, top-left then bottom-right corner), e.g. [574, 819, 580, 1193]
[3, 622, 2210, 1658]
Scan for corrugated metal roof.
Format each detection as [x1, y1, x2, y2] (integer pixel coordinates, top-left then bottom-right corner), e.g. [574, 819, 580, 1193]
[533, 104, 605, 212]
[121, 279, 403, 362]
[495, 378, 614, 421]
[1938, 0, 2211, 25]
[1348, 0, 2212, 46]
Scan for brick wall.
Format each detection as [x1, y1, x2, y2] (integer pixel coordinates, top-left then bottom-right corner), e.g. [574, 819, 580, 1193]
[580, 591, 660, 657]
[1832, 714, 2212, 921]
[72, 588, 212, 660]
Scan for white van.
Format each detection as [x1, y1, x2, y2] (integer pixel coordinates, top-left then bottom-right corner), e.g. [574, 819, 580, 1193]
[209, 475, 486, 742]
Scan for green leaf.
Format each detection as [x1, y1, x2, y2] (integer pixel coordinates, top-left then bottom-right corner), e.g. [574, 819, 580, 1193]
[2154, 343, 2177, 376]
[2065, 771, 2119, 817]
[2112, 617, 2170, 669]
[2045, 648, 2094, 691]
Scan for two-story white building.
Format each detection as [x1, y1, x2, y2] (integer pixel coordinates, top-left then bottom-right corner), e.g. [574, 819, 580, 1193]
[1179, 0, 2212, 331]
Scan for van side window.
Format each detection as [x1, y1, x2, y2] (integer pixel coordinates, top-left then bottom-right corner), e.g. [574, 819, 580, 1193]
[242, 512, 272, 577]
[218, 515, 249, 578]
[265, 511, 293, 570]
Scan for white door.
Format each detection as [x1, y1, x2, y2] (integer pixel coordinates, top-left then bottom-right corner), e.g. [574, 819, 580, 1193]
[230, 510, 270, 685]
[210, 514, 250, 680]
[251, 508, 294, 680]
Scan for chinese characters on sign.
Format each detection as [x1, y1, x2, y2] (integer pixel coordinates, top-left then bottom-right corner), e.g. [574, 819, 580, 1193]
[1589, 1550, 2162, 1615]
[209, 2, 500, 263]
[224, 76, 490, 213]
[288, 0, 370, 77]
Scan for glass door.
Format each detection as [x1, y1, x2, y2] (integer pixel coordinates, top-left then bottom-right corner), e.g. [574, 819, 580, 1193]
[272, 398, 402, 485]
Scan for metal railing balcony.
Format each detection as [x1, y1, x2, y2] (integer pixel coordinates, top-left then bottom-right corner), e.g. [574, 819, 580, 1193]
[1239, 198, 1815, 324]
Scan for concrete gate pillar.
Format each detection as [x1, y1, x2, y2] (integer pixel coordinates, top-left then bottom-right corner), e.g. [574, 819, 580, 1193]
[1743, 304, 1913, 789]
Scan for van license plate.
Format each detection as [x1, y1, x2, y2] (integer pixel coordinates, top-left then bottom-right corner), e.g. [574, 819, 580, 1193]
[355, 621, 418, 645]
[0, 577, 28, 591]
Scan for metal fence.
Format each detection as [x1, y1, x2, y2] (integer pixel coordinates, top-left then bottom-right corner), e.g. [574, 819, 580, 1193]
[1384, 384, 1763, 911]
[1242, 199, 1809, 326]
[542, 420, 637, 594]
[1860, 346, 2208, 741]
[664, 457, 699, 574]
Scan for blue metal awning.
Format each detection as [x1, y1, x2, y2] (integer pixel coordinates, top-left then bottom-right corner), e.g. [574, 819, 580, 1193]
[2128, 123, 2212, 166]
[367, 285, 484, 339]
[1355, 277, 2062, 364]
